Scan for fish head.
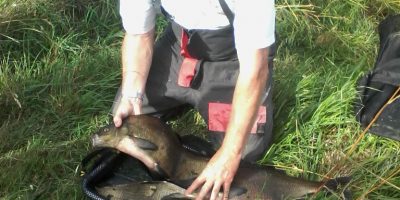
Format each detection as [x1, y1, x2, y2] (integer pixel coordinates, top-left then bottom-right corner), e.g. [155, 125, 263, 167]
[91, 117, 158, 155]
[91, 122, 130, 148]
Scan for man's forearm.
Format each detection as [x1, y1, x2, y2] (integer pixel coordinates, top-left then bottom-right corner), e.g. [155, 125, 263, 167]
[221, 47, 270, 154]
[121, 30, 155, 96]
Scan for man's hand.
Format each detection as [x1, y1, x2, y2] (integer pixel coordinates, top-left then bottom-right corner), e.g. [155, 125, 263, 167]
[185, 145, 241, 200]
[113, 96, 143, 127]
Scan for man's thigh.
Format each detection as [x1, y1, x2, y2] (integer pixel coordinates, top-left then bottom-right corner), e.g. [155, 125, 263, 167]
[112, 24, 187, 117]
[196, 44, 276, 162]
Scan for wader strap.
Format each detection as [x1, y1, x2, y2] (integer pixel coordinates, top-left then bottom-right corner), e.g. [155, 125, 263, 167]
[160, 6, 174, 21]
[218, 0, 235, 26]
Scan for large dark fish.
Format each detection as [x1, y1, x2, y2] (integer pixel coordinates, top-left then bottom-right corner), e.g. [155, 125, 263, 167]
[97, 181, 242, 200]
[92, 115, 351, 200]
[96, 181, 192, 200]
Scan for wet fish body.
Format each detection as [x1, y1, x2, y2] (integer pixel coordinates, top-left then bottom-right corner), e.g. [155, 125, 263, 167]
[92, 115, 350, 199]
[96, 181, 192, 200]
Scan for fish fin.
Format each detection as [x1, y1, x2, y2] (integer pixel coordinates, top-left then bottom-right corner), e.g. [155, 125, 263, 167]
[149, 163, 169, 180]
[179, 135, 216, 157]
[228, 185, 247, 198]
[129, 136, 158, 150]
[324, 176, 352, 200]
[161, 193, 194, 200]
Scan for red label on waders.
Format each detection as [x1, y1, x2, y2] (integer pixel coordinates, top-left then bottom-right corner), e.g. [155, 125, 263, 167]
[177, 30, 198, 87]
[208, 102, 267, 134]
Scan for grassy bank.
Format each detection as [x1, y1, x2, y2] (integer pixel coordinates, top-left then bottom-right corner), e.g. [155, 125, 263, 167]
[1, 0, 399, 199]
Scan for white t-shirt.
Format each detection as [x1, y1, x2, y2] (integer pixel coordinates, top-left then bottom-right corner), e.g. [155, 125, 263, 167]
[120, 0, 275, 50]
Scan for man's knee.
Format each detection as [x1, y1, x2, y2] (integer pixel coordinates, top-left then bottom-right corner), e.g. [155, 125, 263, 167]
[207, 123, 274, 163]
[241, 131, 273, 162]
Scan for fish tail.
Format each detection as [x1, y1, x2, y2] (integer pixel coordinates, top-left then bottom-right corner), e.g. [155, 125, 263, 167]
[323, 176, 352, 200]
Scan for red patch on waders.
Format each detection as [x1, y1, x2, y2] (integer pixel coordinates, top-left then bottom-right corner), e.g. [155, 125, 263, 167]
[208, 102, 267, 134]
[177, 30, 198, 87]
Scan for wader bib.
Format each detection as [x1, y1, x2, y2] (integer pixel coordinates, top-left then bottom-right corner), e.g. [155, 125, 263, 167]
[113, 2, 276, 162]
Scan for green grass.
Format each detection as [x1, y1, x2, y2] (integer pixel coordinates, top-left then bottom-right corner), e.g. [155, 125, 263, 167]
[1, 0, 399, 199]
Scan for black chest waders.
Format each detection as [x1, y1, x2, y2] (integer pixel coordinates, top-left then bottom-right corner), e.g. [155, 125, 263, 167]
[113, 1, 276, 162]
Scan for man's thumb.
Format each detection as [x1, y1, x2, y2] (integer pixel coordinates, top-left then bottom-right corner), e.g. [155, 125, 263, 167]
[113, 115, 122, 127]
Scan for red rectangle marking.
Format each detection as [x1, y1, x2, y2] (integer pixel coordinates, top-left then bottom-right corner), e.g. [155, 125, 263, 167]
[208, 102, 266, 134]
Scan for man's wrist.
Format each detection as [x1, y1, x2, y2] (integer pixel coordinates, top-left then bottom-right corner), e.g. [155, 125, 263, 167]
[121, 70, 146, 96]
[221, 138, 245, 156]
[123, 69, 144, 77]
[121, 90, 144, 102]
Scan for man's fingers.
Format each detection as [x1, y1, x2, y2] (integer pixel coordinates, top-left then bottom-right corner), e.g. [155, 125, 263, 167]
[223, 182, 231, 200]
[185, 176, 205, 195]
[131, 100, 142, 115]
[196, 180, 214, 200]
[113, 116, 122, 127]
[210, 180, 223, 200]
[113, 108, 127, 127]
[113, 98, 143, 127]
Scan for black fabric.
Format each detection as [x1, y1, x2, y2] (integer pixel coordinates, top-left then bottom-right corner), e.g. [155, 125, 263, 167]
[81, 149, 159, 200]
[81, 149, 123, 200]
[185, 26, 237, 61]
[355, 14, 400, 141]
